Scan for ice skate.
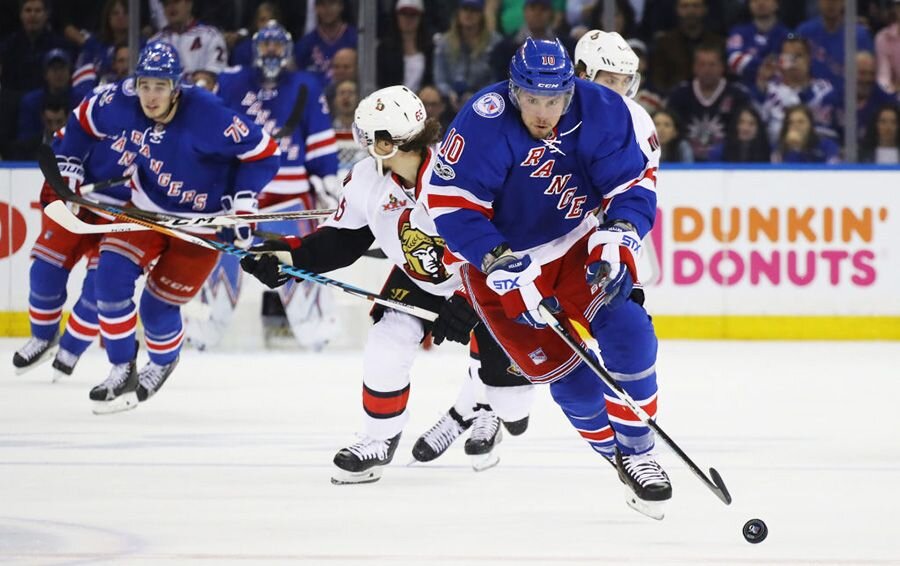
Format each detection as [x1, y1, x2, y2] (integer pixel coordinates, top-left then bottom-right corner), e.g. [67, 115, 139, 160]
[412, 408, 471, 462]
[615, 449, 672, 520]
[51, 348, 80, 382]
[331, 433, 401, 484]
[464, 406, 502, 472]
[12, 335, 59, 375]
[136, 357, 180, 402]
[502, 415, 529, 436]
[89, 359, 139, 415]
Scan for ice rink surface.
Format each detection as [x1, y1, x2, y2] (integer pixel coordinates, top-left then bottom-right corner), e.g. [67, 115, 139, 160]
[1, 338, 899, 565]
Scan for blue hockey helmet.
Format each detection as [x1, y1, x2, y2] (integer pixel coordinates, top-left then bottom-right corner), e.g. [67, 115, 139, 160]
[135, 41, 183, 86]
[253, 20, 293, 80]
[508, 37, 575, 111]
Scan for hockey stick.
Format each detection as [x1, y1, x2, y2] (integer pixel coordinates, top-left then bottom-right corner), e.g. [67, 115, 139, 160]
[44, 200, 335, 234]
[38, 145, 437, 322]
[272, 85, 308, 139]
[536, 304, 733, 506]
[81, 175, 131, 195]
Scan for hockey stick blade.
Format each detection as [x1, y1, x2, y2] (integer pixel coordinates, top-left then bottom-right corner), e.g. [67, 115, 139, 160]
[45, 200, 335, 234]
[537, 304, 732, 506]
[38, 145, 436, 322]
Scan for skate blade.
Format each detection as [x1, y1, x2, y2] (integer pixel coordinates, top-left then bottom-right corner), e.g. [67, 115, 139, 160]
[330, 466, 385, 485]
[52, 368, 72, 383]
[92, 392, 139, 415]
[14, 347, 59, 375]
[623, 486, 666, 520]
[470, 451, 500, 472]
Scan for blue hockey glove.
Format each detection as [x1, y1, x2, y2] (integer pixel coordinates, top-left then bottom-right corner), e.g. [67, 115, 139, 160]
[585, 221, 641, 310]
[221, 191, 258, 249]
[485, 251, 560, 329]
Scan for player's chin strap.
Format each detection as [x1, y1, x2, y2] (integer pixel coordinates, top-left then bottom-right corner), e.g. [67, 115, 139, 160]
[536, 304, 733, 507]
[368, 145, 398, 177]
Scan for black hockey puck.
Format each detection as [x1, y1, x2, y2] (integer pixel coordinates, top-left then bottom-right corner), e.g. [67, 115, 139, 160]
[742, 519, 768, 543]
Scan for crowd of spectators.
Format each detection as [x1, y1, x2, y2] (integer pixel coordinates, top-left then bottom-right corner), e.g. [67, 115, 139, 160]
[1, 0, 899, 165]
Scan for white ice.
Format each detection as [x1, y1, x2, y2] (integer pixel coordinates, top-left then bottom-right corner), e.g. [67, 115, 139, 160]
[1, 338, 898, 565]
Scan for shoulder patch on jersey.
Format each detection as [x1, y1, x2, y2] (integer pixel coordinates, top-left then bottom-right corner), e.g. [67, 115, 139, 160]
[473, 92, 505, 119]
[122, 77, 136, 96]
[433, 158, 456, 180]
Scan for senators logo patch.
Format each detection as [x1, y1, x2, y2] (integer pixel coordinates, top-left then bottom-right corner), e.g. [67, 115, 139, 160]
[398, 209, 449, 284]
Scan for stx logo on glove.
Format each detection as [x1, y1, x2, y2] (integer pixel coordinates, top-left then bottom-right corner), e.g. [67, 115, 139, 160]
[622, 234, 642, 253]
[492, 277, 521, 291]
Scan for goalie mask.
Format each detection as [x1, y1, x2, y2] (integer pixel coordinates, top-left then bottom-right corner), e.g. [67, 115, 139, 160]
[352, 85, 427, 177]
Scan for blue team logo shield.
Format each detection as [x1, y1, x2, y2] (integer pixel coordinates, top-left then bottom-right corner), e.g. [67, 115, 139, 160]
[473, 92, 505, 119]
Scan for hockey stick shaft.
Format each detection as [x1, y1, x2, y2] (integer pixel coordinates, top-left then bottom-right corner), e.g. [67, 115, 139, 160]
[537, 304, 732, 505]
[38, 146, 437, 322]
[80, 175, 131, 195]
[44, 200, 335, 234]
[272, 85, 308, 139]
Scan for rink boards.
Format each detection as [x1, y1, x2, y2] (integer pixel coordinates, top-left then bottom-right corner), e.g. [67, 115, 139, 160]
[1, 163, 898, 339]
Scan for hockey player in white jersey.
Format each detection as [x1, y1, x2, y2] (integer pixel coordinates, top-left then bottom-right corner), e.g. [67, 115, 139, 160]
[240, 86, 483, 483]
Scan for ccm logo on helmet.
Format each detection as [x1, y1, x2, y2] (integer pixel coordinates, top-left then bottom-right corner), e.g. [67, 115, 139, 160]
[537, 82, 560, 88]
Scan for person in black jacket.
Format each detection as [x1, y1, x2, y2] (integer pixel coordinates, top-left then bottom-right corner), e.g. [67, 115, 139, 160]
[376, 0, 433, 92]
[0, 0, 71, 92]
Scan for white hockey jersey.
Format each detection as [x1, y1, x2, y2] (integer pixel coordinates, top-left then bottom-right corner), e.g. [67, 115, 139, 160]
[322, 147, 460, 298]
[150, 21, 227, 75]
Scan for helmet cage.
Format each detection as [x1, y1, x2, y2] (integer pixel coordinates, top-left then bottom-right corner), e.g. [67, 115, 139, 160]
[253, 21, 293, 81]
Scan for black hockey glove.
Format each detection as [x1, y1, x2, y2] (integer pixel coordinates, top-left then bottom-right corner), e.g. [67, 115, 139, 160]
[239, 238, 300, 289]
[431, 293, 480, 346]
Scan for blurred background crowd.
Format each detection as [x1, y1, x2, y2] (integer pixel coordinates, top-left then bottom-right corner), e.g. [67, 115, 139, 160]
[1, 0, 899, 165]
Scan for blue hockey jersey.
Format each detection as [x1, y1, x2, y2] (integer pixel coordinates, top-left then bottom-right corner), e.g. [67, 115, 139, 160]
[216, 66, 338, 196]
[726, 21, 791, 85]
[424, 80, 654, 269]
[56, 79, 280, 218]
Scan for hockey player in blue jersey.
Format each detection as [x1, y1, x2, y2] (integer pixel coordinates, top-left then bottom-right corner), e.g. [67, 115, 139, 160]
[12, 118, 130, 381]
[51, 41, 280, 414]
[186, 21, 341, 351]
[424, 38, 671, 519]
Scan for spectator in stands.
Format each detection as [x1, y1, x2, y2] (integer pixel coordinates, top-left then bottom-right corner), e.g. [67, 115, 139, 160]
[649, 0, 724, 96]
[653, 109, 694, 162]
[228, 2, 282, 67]
[491, 0, 573, 81]
[666, 43, 751, 161]
[433, 0, 502, 111]
[797, 0, 875, 85]
[72, 0, 130, 92]
[151, 0, 228, 90]
[4, 93, 67, 160]
[330, 47, 357, 84]
[707, 105, 771, 162]
[103, 44, 131, 84]
[295, 0, 358, 83]
[859, 102, 900, 163]
[772, 104, 841, 163]
[875, 0, 900, 93]
[376, 0, 433, 92]
[582, 0, 637, 40]
[498, 0, 564, 37]
[725, 0, 790, 88]
[756, 36, 838, 144]
[0, 0, 71, 93]
[16, 49, 85, 143]
[327, 78, 367, 176]
[418, 84, 454, 131]
[826, 51, 895, 143]
[627, 38, 665, 114]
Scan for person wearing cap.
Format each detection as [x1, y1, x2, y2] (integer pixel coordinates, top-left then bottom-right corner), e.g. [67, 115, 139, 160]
[433, 0, 503, 111]
[490, 0, 574, 82]
[376, 0, 434, 92]
[295, 0, 358, 83]
[0, 0, 71, 92]
[875, 0, 900, 93]
[15, 48, 88, 143]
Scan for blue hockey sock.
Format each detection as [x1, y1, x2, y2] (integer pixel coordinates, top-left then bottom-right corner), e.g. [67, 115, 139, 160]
[140, 292, 184, 366]
[96, 251, 142, 364]
[59, 268, 100, 356]
[28, 259, 69, 340]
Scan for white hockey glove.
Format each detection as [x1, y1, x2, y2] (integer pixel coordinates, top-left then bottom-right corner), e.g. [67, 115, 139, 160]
[309, 174, 340, 209]
[585, 221, 641, 310]
[484, 247, 560, 329]
[221, 191, 258, 249]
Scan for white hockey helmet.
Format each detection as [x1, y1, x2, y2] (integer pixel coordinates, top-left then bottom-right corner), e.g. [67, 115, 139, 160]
[574, 30, 641, 98]
[353, 85, 427, 174]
